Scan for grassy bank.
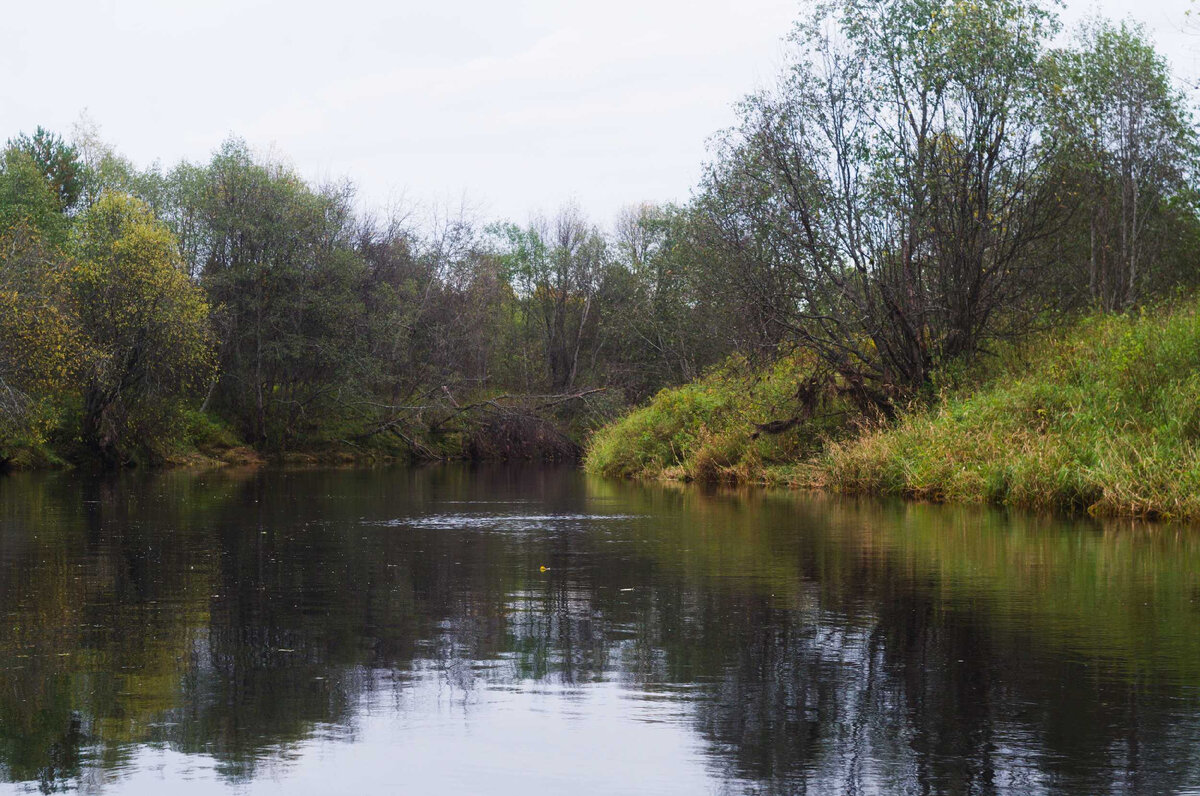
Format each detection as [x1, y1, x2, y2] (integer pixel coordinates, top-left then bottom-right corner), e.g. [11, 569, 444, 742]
[586, 300, 1200, 521]
[584, 352, 852, 484]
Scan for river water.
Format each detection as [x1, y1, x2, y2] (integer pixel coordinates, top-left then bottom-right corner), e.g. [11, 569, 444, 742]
[0, 465, 1198, 794]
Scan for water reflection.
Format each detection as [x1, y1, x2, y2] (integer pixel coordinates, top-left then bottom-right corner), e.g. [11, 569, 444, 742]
[0, 467, 1199, 793]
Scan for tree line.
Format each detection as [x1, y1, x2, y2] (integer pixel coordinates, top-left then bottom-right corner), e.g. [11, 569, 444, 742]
[1, 0, 1197, 466]
[0, 132, 738, 464]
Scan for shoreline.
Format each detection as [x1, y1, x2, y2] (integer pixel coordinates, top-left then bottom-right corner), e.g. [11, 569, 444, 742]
[5, 444, 1192, 524]
[584, 304, 1200, 525]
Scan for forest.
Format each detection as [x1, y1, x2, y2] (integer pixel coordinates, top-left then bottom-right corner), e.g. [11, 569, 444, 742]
[2, 0, 1200, 517]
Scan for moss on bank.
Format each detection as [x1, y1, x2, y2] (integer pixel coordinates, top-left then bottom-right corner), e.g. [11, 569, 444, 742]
[586, 299, 1200, 521]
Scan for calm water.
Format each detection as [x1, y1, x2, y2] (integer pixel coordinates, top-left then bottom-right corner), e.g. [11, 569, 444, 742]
[1, 466, 1199, 794]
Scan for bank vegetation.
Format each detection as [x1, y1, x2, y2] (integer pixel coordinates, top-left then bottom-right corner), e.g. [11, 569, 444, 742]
[587, 0, 1200, 520]
[3, 0, 1200, 522]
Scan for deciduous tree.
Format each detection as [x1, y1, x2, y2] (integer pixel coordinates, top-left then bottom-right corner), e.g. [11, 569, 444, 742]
[72, 193, 213, 462]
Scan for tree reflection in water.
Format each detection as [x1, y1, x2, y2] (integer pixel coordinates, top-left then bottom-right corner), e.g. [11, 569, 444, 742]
[0, 466, 1198, 794]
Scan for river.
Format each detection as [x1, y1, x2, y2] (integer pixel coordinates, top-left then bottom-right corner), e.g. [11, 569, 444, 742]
[0, 465, 1198, 794]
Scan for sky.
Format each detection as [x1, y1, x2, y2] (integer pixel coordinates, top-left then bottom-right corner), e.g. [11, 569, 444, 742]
[1, 0, 1197, 226]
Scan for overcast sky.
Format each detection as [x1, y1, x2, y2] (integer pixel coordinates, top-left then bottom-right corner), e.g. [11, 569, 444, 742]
[2, 0, 1196, 225]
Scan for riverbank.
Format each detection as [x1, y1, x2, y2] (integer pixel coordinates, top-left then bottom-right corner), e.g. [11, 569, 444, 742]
[0, 400, 587, 473]
[585, 299, 1200, 521]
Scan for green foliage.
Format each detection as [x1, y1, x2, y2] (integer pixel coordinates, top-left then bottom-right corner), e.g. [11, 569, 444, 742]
[491, 208, 608, 392]
[0, 224, 79, 463]
[5, 127, 82, 212]
[1041, 18, 1200, 310]
[601, 203, 744, 397]
[592, 298, 1200, 520]
[71, 192, 215, 463]
[0, 148, 70, 245]
[181, 409, 243, 453]
[182, 139, 370, 447]
[1, 3, 1198, 479]
[698, 0, 1065, 402]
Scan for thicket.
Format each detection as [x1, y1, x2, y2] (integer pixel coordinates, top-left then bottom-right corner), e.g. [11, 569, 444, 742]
[585, 352, 854, 483]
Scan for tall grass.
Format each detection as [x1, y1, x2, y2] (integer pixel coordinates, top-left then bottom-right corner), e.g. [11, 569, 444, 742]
[588, 299, 1200, 520]
[584, 351, 847, 483]
[821, 301, 1200, 519]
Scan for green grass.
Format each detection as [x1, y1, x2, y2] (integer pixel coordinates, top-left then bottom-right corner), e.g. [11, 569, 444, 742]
[821, 301, 1200, 519]
[584, 352, 849, 483]
[588, 299, 1200, 521]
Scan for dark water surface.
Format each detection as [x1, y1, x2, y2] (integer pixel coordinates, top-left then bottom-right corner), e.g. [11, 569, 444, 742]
[1, 466, 1200, 794]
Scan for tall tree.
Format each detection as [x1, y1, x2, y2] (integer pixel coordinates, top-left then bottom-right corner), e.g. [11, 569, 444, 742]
[1044, 19, 1199, 310]
[6, 127, 82, 213]
[700, 0, 1062, 406]
[496, 206, 608, 392]
[0, 224, 78, 461]
[0, 147, 71, 245]
[72, 193, 213, 462]
[186, 139, 368, 446]
[606, 203, 739, 395]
